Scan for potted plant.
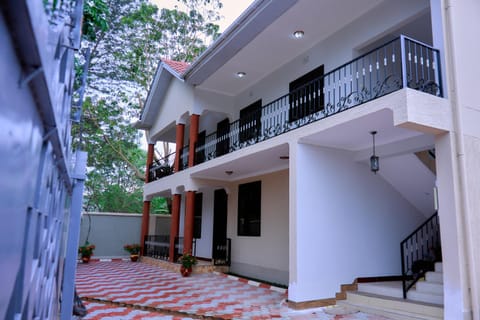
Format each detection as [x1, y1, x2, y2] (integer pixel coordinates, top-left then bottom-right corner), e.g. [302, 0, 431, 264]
[123, 243, 141, 262]
[178, 252, 197, 276]
[78, 241, 95, 263]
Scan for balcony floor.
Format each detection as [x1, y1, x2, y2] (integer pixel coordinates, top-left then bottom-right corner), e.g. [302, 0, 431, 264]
[76, 260, 391, 319]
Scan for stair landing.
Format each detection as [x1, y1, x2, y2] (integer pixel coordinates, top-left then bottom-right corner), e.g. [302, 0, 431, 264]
[339, 290, 444, 320]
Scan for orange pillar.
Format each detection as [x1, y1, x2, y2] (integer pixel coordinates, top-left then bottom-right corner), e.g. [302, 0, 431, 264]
[188, 114, 199, 168]
[140, 143, 154, 254]
[169, 194, 181, 262]
[174, 123, 185, 172]
[183, 191, 195, 254]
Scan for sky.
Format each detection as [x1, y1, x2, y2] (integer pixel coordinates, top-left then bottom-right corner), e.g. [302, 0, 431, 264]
[150, 0, 253, 32]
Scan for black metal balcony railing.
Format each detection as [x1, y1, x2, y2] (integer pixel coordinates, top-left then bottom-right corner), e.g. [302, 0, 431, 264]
[400, 212, 441, 298]
[143, 235, 197, 261]
[149, 36, 442, 181]
[148, 153, 175, 181]
[213, 238, 231, 266]
[143, 235, 170, 260]
[148, 146, 191, 181]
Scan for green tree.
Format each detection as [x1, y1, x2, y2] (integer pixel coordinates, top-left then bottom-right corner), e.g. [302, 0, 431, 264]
[75, 0, 223, 213]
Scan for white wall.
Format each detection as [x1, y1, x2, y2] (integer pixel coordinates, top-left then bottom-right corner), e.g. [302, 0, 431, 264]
[176, 189, 214, 259]
[288, 144, 425, 302]
[194, 189, 214, 258]
[149, 78, 193, 141]
[79, 212, 142, 258]
[227, 170, 289, 285]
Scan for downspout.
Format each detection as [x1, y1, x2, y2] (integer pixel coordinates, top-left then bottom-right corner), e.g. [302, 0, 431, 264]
[443, 0, 474, 316]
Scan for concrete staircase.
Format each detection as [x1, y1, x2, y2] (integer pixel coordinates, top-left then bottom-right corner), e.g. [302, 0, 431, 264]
[338, 262, 444, 319]
[407, 262, 444, 305]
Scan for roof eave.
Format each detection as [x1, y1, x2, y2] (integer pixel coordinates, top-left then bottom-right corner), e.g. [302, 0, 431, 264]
[183, 0, 298, 86]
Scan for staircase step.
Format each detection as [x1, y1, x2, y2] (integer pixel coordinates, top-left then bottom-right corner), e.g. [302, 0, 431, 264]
[416, 281, 443, 294]
[407, 288, 443, 305]
[425, 271, 443, 284]
[435, 262, 443, 273]
[340, 291, 443, 320]
[357, 281, 403, 299]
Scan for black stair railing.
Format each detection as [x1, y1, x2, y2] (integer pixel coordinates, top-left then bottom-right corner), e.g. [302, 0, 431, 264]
[400, 212, 441, 298]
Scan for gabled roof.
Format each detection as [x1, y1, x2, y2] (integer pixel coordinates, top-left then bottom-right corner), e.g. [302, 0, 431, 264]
[135, 59, 190, 129]
[163, 59, 190, 75]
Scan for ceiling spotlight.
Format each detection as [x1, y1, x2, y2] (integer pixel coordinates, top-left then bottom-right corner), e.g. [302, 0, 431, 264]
[236, 72, 246, 78]
[225, 170, 233, 175]
[293, 30, 305, 39]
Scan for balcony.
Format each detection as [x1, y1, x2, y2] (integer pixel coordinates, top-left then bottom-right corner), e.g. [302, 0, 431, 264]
[149, 35, 442, 182]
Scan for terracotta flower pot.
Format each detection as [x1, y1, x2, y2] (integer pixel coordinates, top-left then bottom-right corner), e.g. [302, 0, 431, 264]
[130, 254, 139, 262]
[81, 255, 91, 263]
[180, 266, 192, 277]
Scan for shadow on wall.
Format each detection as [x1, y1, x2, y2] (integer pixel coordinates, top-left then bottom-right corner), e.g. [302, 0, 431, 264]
[79, 212, 171, 258]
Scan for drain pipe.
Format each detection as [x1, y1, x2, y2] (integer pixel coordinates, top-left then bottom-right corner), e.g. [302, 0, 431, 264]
[443, 0, 475, 318]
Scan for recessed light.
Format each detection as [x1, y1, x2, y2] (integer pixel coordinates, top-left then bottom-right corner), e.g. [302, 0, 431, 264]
[293, 30, 304, 39]
[225, 170, 233, 175]
[236, 72, 246, 78]
[279, 156, 289, 160]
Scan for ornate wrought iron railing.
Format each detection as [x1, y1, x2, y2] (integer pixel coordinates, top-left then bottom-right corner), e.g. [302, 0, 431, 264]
[149, 152, 175, 181]
[148, 145, 192, 181]
[194, 35, 442, 163]
[400, 212, 441, 298]
[149, 35, 442, 179]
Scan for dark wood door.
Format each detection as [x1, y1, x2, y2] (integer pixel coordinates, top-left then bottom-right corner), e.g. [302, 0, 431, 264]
[216, 118, 230, 157]
[195, 130, 206, 164]
[212, 189, 228, 264]
[239, 99, 262, 143]
[289, 64, 324, 122]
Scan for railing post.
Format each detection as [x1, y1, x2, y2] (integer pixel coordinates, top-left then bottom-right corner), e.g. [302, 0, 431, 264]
[401, 242, 407, 298]
[435, 49, 443, 97]
[400, 35, 408, 89]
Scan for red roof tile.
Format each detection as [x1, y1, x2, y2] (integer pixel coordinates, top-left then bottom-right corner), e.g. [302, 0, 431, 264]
[162, 59, 190, 75]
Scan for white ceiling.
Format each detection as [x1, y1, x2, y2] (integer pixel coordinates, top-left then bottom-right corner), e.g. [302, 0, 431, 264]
[195, 0, 385, 96]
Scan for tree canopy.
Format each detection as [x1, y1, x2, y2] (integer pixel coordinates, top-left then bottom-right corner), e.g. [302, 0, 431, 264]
[75, 0, 223, 213]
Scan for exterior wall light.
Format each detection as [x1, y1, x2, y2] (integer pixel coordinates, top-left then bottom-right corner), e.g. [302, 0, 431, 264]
[236, 72, 246, 78]
[293, 30, 304, 39]
[370, 131, 379, 174]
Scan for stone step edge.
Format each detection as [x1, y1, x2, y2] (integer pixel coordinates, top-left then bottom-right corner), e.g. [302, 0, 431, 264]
[338, 299, 443, 320]
[338, 292, 443, 319]
[346, 291, 444, 314]
[213, 271, 288, 294]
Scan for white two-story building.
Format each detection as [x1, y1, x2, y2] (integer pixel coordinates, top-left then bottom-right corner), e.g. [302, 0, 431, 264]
[135, 1, 480, 319]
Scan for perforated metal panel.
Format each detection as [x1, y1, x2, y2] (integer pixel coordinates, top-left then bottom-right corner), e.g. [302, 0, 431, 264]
[0, 1, 84, 319]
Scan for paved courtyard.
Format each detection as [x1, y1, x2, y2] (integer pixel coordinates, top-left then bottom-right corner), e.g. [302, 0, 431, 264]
[75, 260, 391, 319]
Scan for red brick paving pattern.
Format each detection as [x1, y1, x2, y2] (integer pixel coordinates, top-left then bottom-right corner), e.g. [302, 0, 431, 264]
[76, 261, 391, 319]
